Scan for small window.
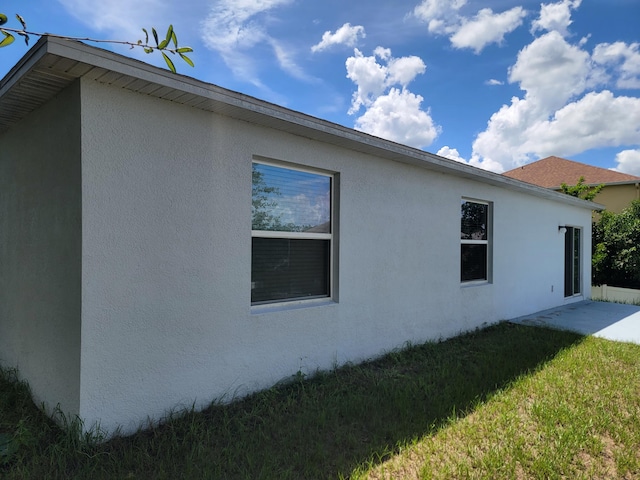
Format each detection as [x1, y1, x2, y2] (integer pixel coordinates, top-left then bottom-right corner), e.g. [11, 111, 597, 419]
[251, 161, 333, 304]
[461, 199, 491, 283]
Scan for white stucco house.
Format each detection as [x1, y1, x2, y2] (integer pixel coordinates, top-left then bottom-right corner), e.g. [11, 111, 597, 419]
[0, 37, 602, 435]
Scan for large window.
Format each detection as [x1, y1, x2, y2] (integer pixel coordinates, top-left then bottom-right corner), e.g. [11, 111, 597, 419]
[251, 161, 333, 304]
[461, 199, 491, 283]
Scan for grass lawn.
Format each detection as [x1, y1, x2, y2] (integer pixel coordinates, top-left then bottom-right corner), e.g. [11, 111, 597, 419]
[1, 322, 639, 479]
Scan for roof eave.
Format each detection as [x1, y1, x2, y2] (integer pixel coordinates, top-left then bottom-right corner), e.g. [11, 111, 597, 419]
[549, 180, 640, 189]
[1, 37, 602, 212]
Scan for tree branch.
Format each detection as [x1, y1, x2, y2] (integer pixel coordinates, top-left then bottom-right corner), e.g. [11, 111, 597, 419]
[0, 14, 194, 73]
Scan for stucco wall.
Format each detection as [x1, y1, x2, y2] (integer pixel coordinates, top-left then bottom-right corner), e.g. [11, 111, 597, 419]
[593, 184, 639, 214]
[77, 78, 592, 434]
[553, 183, 639, 214]
[0, 81, 82, 418]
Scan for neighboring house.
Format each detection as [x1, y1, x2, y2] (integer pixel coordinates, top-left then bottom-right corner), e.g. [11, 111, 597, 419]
[503, 156, 640, 213]
[0, 38, 601, 436]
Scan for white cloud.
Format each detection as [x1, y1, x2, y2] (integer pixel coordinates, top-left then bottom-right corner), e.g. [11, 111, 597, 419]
[311, 23, 365, 53]
[468, 154, 505, 173]
[275, 192, 330, 226]
[57, 0, 169, 38]
[613, 149, 640, 176]
[471, 87, 638, 173]
[471, 96, 537, 172]
[521, 91, 640, 157]
[437, 146, 466, 163]
[508, 31, 594, 110]
[346, 47, 425, 114]
[468, 4, 617, 173]
[202, 0, 292, 49]
[469, 23, 640, 173]
[270, 39, 316, 81]
[468, 31, 600, 171]
[354, 88, 441, 149]
[346, 48, 391, 114]
[531, 0, 582, 37]
[450, 7, 527, 54]
[387, 55, 427, 86]
[346, 48, 439, 148]
[413, 0, 466, 35]
[413, 0, 526, 53]
[486, 79, 504, 86]
[200, 0, 302, 84]
[593, 42, 640, 89]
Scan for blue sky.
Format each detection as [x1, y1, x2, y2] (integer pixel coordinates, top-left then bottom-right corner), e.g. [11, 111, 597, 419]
[1, 0, 639, 175]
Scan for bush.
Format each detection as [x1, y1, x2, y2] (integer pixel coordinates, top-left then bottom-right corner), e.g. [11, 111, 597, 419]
[593, 199, 640, 289]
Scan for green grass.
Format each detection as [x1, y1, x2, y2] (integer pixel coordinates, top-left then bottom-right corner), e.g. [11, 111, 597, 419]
[364, 332, 640, 480]
[1, 322, 639, 479]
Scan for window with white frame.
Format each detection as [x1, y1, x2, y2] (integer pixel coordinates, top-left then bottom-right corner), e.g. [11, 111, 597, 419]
[251, 161, 333, 304]
[460, 199, 491, 283]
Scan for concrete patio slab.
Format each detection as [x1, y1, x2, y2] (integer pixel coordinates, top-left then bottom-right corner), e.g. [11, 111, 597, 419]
[510, 300, 640, 344]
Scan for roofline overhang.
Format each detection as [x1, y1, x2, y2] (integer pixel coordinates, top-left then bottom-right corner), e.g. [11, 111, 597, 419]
[549, 180, 640, 189]
[1, 37, 603, 212]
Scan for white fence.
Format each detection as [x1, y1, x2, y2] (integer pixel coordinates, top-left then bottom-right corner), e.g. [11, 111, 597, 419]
[592, 284, 640, 304]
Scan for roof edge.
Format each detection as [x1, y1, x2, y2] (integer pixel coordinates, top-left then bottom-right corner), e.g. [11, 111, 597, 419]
[549, 180, 640, 189]
[1, 37, 603, 212]
[0, 36, 50, 96]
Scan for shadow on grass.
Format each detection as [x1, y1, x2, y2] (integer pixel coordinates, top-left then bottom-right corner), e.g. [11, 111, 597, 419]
[1, 322, 584, 479]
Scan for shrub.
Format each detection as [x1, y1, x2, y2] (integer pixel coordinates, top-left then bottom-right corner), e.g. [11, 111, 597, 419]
[593, 199, 640, 289]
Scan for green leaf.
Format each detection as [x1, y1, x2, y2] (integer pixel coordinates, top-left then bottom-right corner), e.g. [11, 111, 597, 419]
[179, 53, 194, 68]
[176, 47, 193, 53]
[152, 27, 159, 46]
[171, 31, 178, 48]
[16, 14, 26, 30]
[158, 39, 168, 49]
[0, 30, 15, 48]
[0, 14, 7, 26]
[164, 25, 173, 46]
[162, 52, 176, 73]
[142, 28, 149, 44]
[143, 47, 154, 54]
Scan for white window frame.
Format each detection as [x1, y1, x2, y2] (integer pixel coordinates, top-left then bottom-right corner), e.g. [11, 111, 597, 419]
[460, 198, 492, 285]
[251, 159, 336, 306]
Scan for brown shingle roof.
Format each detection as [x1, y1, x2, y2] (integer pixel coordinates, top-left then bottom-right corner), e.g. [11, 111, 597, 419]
[502, 156, 640, 188]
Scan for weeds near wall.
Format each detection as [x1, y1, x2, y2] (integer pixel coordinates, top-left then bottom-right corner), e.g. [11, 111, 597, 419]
[2, 323, 640, 479]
